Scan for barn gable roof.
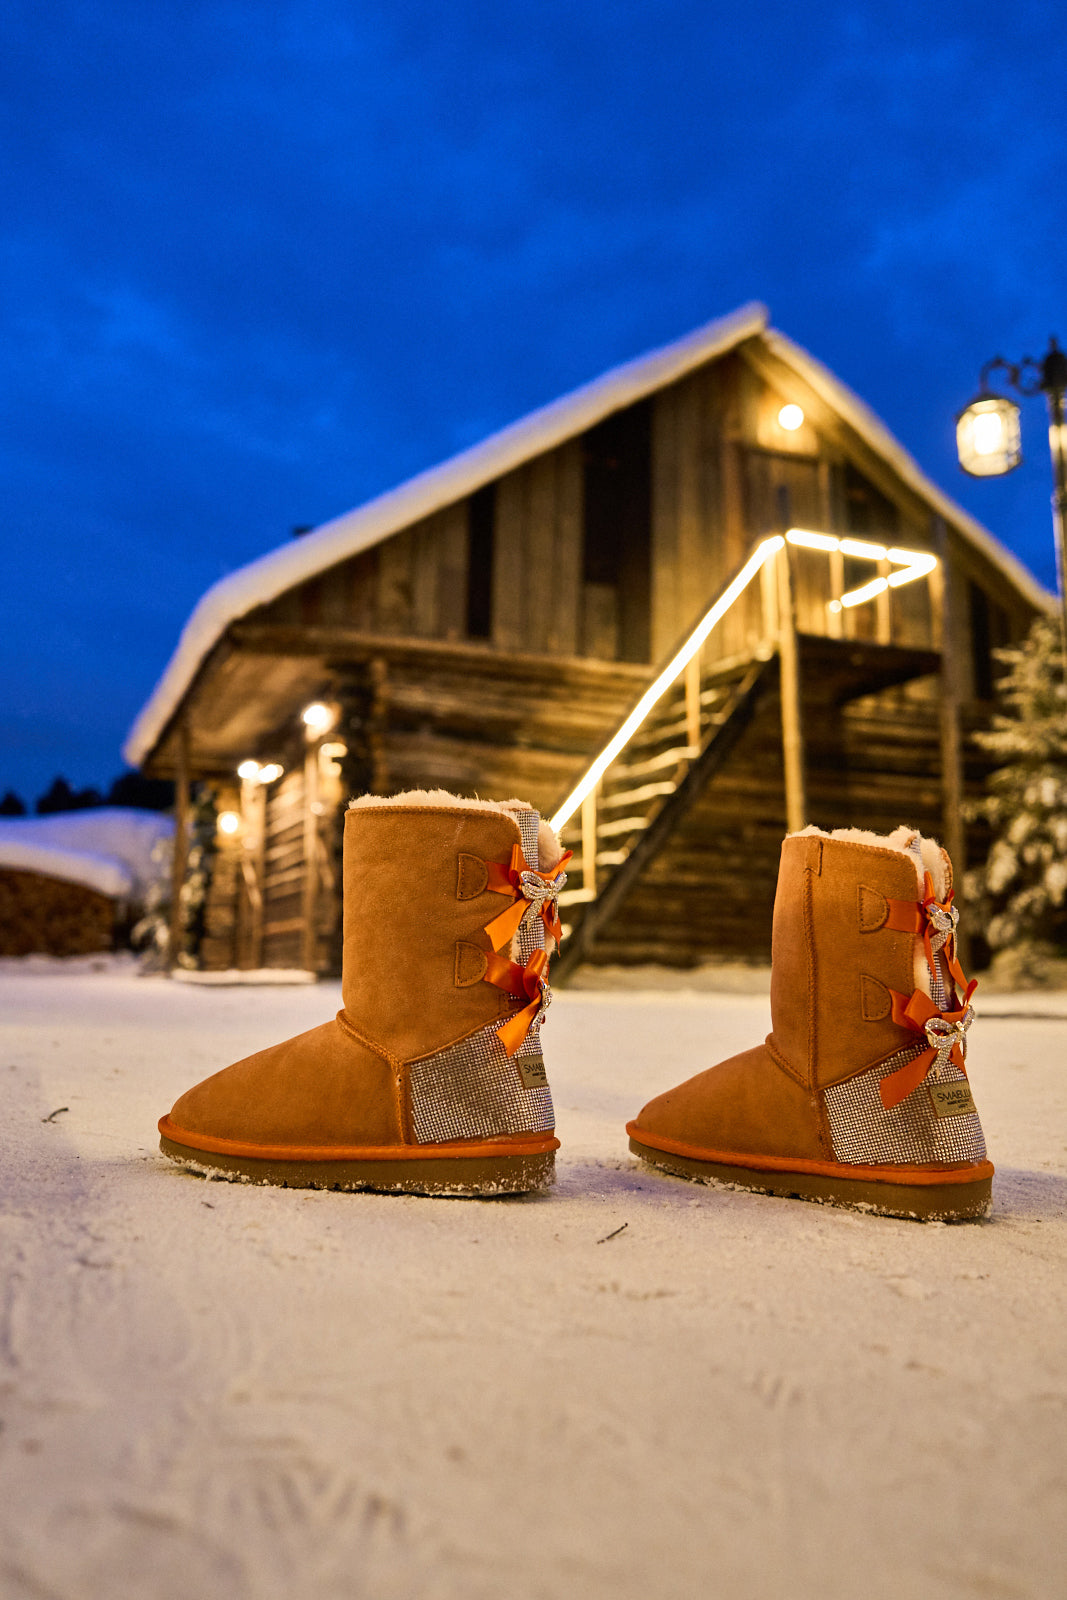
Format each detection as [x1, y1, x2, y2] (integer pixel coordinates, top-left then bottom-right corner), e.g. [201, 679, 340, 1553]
[124, 301, 1052, 767]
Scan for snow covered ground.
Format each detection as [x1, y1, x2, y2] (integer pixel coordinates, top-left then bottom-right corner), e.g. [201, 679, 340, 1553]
[1, 965, 1064, 1600]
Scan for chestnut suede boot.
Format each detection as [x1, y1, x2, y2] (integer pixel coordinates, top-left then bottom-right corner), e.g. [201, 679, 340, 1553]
[159, 791, 569, 1195]
[628, 826, 993, 1220]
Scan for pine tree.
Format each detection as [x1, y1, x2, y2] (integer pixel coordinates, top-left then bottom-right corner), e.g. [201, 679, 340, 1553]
[967, 616, 1067, 984]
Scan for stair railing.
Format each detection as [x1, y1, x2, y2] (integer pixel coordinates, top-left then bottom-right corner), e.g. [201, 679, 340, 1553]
[549, 534, 787, 907]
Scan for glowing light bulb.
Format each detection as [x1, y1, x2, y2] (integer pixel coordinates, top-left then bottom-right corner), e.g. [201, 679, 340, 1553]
[258, 763, 284, 784]
[778, 404, 804, 431]
[972, 411, 1004, 456]
[302, 702, 334, 732]
[237, 760, 261, 782]
[217, 810, 241, 836]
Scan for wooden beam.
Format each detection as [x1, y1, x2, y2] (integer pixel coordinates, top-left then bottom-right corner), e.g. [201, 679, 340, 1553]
[933, 517, 970, 968]
[227, 621, 653, 684]
[300, 742, 319, 973]
[237, 778, 267, 970]
[581, 788, 598, 900]
[167, 717, 191, 970]
[776, 547, 808, 833]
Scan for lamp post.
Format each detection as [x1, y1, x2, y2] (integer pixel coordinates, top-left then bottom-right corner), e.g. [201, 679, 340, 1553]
[956, 338, 1067, 658]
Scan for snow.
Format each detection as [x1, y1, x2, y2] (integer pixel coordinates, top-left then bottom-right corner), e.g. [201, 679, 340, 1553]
[122, 304, 1052, 770]
[2, 968, 1064, 1599]
[0, 808, 173, 901]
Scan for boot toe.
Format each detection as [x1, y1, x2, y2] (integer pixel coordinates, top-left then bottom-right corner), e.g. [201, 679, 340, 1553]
[631, 1044, 825, 1162]
[162, 1015, 403, 1150]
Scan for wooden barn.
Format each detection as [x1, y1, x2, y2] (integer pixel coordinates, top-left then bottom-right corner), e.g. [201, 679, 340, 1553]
[124, 302, 1052, 976]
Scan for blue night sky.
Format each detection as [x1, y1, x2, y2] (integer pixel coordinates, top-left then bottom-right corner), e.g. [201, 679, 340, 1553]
[2, 0, 1065, 803]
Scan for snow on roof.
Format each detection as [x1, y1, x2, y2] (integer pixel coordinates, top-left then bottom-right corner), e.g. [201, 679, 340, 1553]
[0, 809, 174, 900]
[124, 301, 1054, 768]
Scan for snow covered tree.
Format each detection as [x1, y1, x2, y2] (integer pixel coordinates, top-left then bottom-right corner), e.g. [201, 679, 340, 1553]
[967, 616, 1067, 984]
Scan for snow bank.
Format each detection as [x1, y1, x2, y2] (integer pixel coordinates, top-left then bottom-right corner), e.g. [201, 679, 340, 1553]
[0, 808, 173, 900]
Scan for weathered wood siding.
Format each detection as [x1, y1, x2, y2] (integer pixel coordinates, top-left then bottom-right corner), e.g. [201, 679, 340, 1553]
[491, 442, 584, 655]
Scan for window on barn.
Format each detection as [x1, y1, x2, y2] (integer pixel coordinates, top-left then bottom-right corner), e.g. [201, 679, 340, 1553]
[969, 582, 1012, 701]
[581, 401, 652, 662]
[466, 484, 496, 639]
[843, 463, 899, 539]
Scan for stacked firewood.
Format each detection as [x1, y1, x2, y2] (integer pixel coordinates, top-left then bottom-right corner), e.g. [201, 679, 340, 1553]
[0, 869, 116, 957]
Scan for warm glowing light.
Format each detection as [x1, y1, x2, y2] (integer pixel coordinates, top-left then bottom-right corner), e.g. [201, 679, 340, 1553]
[886, 549, 937, 586]
[972, 412, 1003, 455]
[956, 394, 1021, 477]
[785, 531, 937, 613]
[550, 537, 785, 833]
[778, 404, 804, 431]
[839, 537, 887, 561]
[238, 759, 283, 784]
[217, 810, 240, 836]
[786, 528, 838, 552]
[302, 701, 334, 732]
[840, 577, 888, 609]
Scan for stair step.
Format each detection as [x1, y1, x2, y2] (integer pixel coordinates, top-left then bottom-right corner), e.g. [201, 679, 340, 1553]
[607, 745, 698, 782]
[598, 780, 677, 811]
[595, 814, 649, 840]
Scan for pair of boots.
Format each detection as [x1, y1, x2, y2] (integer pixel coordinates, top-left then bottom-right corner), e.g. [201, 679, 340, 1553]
[159, 791, 992, 1222]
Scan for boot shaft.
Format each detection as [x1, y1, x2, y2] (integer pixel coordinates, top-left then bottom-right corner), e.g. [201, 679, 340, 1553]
[768, 825, 986, 1170]
[769, 830, 931, 1089]
[340, 797, 525, 1060]
[341, 792, 565, 1147]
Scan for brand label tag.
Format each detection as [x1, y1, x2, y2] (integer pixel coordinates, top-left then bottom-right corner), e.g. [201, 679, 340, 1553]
[517, 1057, 549, 1090]
[929, 1081, 977, 1118]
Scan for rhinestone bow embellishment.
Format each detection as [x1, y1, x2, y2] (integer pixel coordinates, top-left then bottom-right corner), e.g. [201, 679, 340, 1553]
[530, 972, 553, 1030]
[925, 898, 959, 955]
[517, 867, 568, 926]
[923, 1007, 973, 1078]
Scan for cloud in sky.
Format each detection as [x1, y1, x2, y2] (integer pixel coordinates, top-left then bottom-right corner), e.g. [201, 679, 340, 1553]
[2, 0, 1066, 798]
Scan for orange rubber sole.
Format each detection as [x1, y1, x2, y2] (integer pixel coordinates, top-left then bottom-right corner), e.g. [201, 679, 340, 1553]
[627, 1132, 993, 1221]
[159, 1118, 557, 1196]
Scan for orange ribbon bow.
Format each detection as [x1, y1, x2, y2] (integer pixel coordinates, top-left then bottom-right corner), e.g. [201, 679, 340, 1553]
[881, 983, 977, 1110]
[483, 845, 573, 951]
[885, 874, 970, 996]
[483, 947, 551, 1058]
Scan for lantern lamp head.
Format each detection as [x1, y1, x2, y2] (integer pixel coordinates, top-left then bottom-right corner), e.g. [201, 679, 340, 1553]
[956, 393, 1022, 477]
[217, 810, 241, 836]
[777, 403, 804, 431]
[237, 759, 261, 782]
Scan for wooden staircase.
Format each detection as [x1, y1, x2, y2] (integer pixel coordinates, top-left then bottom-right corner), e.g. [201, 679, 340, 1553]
[552, 652, 774, 978]
[546, 529, 946, 979]
[548, 536, 786, 980]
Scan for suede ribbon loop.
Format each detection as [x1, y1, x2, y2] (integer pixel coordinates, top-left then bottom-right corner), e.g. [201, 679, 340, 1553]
[881, 984, 977, 1110]
[483, 845, 573, 951]
[886, 874, 970, 996]
[483, 947, 552, 1058]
